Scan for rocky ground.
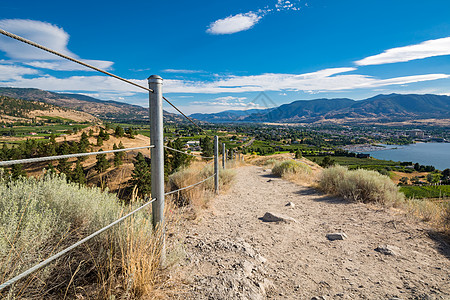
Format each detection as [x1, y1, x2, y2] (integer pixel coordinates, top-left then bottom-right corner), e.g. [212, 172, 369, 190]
[176, 166, 450, 300]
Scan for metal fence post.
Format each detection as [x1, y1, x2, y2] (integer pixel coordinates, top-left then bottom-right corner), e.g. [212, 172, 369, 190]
[214, 136, 219, 194]
[148, 75, 165, 261]
[222, 143, 226, 169]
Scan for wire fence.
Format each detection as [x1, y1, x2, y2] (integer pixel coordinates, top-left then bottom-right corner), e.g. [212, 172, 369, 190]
[0, 143, 218, 291]
[0, 27, 224, 293]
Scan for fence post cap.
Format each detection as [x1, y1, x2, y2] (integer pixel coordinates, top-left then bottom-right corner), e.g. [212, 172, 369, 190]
[148, 75, 163, 82]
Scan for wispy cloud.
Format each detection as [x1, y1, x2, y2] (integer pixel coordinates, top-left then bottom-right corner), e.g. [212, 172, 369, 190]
[164, 68, 449, 93]
[1, 65, 448, 97]
[0, 19, 114, 71]
[192, 96, 248, 106]
[206, 12, 264, 35]
[355, 37, 450, 66]
[162, 69, 206, 74]
[206, 0, 301, 35]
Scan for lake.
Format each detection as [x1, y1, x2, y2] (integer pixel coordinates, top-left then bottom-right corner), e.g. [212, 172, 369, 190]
[367, 143, 450, 170]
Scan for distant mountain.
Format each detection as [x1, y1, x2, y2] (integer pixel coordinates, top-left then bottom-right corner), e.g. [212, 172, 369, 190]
[0, 87, 184, 122]
[189, 94, 450, 124]
[190, 109, 268, 122]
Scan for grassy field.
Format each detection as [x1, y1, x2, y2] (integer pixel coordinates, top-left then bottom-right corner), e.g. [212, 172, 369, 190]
[400, 185, 450, 199]
[0, 124, 89, 137]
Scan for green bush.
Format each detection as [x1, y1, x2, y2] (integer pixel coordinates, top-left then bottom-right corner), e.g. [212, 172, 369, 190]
[272, 160, 312, 177]
[318, 165, 404, 205]
[0, 173, 152, 298]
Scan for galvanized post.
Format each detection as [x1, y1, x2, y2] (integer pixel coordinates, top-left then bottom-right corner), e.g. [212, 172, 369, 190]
[222, 143, 226, 169]
[214, 136, 219, 194]
[148, 75, 165, 259]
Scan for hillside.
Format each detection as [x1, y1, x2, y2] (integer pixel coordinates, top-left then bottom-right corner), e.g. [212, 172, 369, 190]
[0, 87, 185, 123]
[0, 95, 97, 123]
[190, 94, 450, 124]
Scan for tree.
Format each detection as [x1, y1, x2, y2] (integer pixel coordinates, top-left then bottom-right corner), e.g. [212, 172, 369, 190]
[71, 160, 86, 185]
[10, 164, 26, 180]
[96, 136, 103, 146]
[399, 177, 409, 185]
[295, 150, 303, 159]
[427, 173, 442, 185]
[411, 176, 421, 184]
[88, 129, 94, 137]
[319, 156, 335, 168]
[126, 127, 135, 139]
[113, 142, 125, 167]
[56, 159, 71, 176]
[79, 132, 90, 152]
[414, 163, 420, 171]
[95, 149, 110, 174]
[130, 152, 151, 197]
[115, 125, 125, 137]
[200, 136, 213, 159]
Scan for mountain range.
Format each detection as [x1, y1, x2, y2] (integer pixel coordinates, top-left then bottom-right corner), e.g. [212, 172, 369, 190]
[0, 87, 184, 123]
[190, 94, 450, 124]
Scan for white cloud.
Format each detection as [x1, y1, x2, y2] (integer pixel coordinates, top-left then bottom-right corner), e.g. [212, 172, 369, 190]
[206, 12, 263, 35]
[0, 19, 113, 71]
[0, 63, 38, 80]
[1, 66, 448, 100]
[192, 96, 248, 106]
[162, 69, 205, 74]
[24, 60, 113, 71]
[355, 37, 450, 66]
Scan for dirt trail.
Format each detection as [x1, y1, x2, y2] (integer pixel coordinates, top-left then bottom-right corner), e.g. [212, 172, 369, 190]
[179, 166, 450, 300]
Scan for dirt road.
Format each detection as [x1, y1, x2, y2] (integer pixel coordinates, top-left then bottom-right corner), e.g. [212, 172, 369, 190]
[179, 166, 450, 299]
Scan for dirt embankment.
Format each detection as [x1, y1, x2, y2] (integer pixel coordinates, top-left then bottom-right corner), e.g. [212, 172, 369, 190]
[177, 166, 450, 299]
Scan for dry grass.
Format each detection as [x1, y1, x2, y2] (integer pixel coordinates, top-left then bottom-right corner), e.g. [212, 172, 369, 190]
[271, 160, 314, 185]
[168, 161, 235, 217]
[0, 173, 171, 299]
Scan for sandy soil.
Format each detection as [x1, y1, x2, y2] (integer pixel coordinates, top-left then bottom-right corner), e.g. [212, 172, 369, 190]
[178, 165, 450, 299]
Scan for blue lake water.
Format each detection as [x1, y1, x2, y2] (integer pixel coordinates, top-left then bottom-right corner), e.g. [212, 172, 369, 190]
[367, 143, 450, 170]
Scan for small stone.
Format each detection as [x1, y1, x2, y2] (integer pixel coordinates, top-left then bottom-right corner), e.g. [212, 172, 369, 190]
[262, 212, 297, 223]
[286, 202, 295, 208]
[256, 254, 267, 264]
[326, 233, 348, 241]
[242, 260, 253, 277]
[375, 245, 399, 256]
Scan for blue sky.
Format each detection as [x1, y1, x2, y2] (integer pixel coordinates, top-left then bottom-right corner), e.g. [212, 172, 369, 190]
[1, 0, 450, 114]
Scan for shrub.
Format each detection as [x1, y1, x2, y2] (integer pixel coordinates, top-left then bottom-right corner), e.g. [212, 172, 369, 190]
[272, 160, 312, 178]
[0, 173, 159, 299]
[318, 165, 404, 205]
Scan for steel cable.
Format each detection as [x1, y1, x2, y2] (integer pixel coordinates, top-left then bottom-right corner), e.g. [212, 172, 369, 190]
[0, 145, 154, 167]
[0, 28, 154, 93]
[164, 174, 215, 196]
[0, 28, 208, 134]
[164, 145, 213, 159]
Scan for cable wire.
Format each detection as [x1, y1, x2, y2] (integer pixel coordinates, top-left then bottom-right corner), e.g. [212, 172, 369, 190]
[0, 28, 153, 93]
[164, 145, 213, 159]
[164, 174, 215, 196]
[0, 145, 154, 167]
[162, 96, 205, 132]
[0, 197, 156, 291]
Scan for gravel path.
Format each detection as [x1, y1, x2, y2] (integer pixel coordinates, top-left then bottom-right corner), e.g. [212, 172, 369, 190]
[179, 166, 450, 299]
